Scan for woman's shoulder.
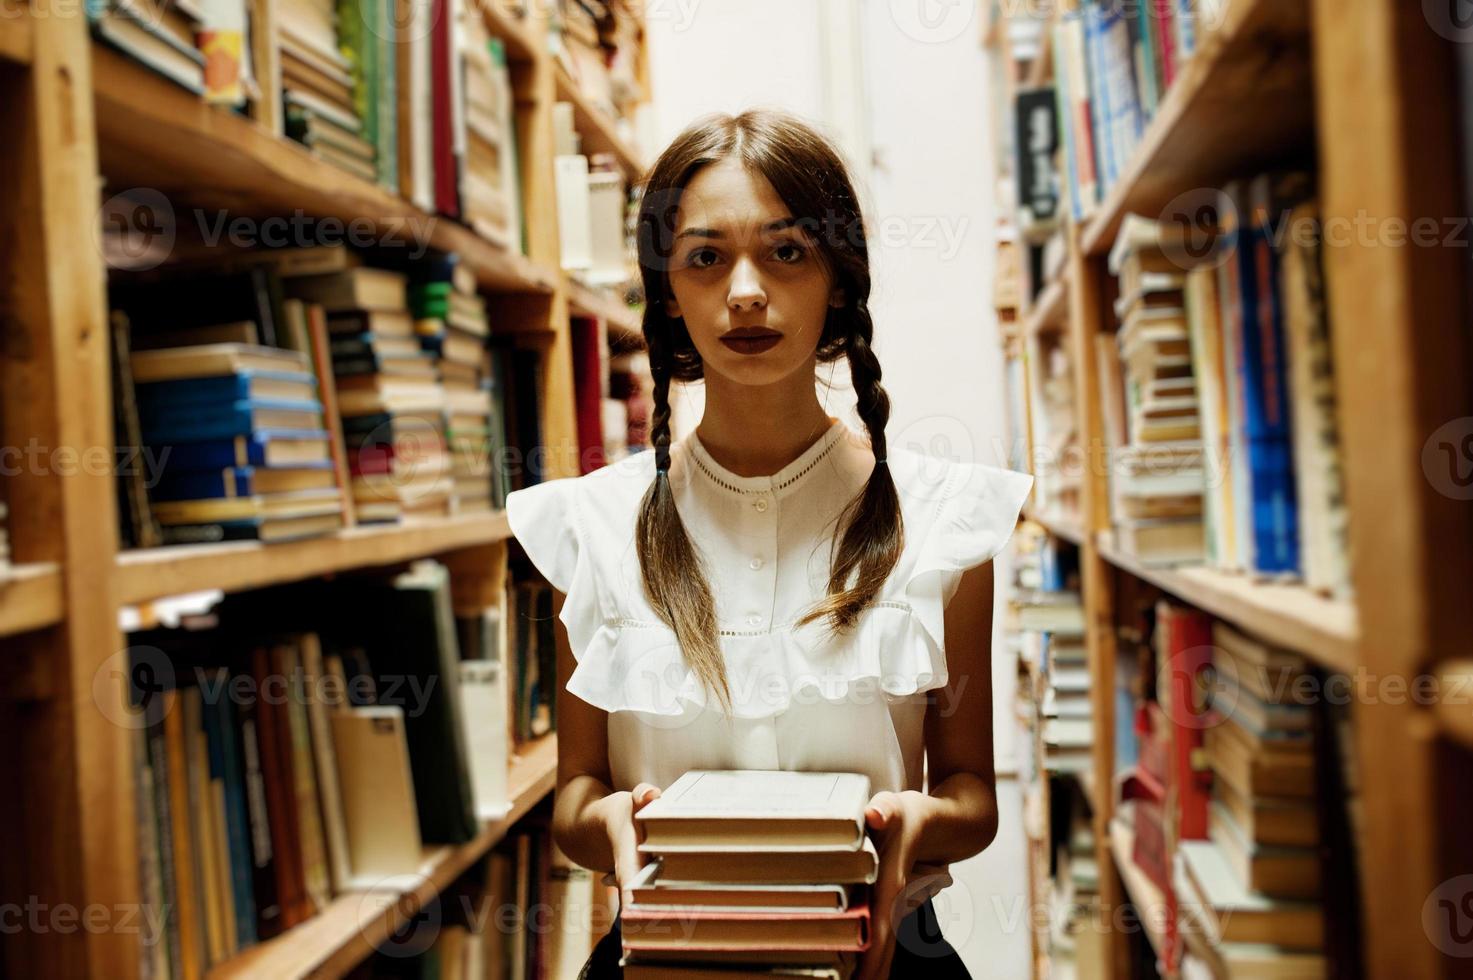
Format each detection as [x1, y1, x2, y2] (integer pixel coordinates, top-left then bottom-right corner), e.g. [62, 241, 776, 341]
[885, 441, 1034, 521]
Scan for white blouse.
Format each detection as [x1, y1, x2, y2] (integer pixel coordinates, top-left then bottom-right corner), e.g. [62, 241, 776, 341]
[503, 417, 1032, 797]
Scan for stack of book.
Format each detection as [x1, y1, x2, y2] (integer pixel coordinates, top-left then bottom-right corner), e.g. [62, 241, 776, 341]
[408, 256, 498, 514]
[1102, 215, 1207, 567]
[1049, 807, 1106, 974]
[280, 0, 374, 183]
[288, 265, 452, 523]
[1041, 633, 1092, 776]
[86, 0, 210, 96]
[132, 343, 345, 544]
[1176, 624, 1324, 974]
[460, 16, 524, 250]
[619, 770, 875, 979]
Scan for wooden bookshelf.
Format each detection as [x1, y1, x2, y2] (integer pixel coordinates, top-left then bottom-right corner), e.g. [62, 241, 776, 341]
[91, 45, 559, 295]
[990, 1, 1470, 977]
[554, 62, 647, 178]
[1023, 270, 1069, 339]
[1107, 817, 1170, 969]
[1077, 0, 1315, 257]
[208, 734, 559, 980]
[0, 15, 31, 65]
[117, 512, 512, 606]
[567, 276, 644, 346]
[1, 1, 653, 975]
[1023, 504, 1085, 548]
[1096, 536, 1357, 674]
[0, 562, 64, 637]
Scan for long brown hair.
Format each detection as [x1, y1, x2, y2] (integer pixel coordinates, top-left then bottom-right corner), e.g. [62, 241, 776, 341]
[633, 109, 904, 717]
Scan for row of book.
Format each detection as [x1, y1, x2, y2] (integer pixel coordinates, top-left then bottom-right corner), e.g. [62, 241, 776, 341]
[108, 244, 544, 547]
[615, 769, 879, 979]
[1051, 0, 1205, 223]
[1110, 589, 1362, 977]
[1099, 174, 1352, 597]
[346, 825, 603, 979]
[127, 557, 559, 977]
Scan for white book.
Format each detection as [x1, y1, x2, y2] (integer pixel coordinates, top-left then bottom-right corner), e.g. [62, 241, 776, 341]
[458, 658, 511, 820]
[636, 770, 870, 853]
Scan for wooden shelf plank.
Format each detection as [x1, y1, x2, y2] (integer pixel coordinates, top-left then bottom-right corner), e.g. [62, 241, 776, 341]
[90, 45, 558, 295]
[0, 13, 32, 65]
[553, 63, 646, 178]
[1079, 0, 1314, 256]
[1097, 536, 1357, 674]
[482, 0, 540, 63]
[566, 276, 644, 347]
[1023, 505, 1085, 547]
[1108, 814, 1173, 973]
[0, 562, 64, 637]
[117, 512, 511, 606]
[1023, 271, 1069, 340]
[209, 734, 559, 980]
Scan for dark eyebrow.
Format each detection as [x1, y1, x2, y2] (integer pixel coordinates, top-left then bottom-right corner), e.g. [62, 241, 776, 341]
[674, 217, 802, 241]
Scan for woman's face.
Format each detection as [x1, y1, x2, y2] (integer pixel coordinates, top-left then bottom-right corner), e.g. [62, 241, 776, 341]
[664, 159, 842, 386]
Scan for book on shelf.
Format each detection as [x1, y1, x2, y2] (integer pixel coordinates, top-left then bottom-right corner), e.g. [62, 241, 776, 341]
[1048, 0, 1209, 217]
[108, 274, 349, 543]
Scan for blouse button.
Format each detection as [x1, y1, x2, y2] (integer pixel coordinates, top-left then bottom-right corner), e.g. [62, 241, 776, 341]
[749, 557, 764, 570]
[747, 614, 762, 626]
[753, 497, 769, 512]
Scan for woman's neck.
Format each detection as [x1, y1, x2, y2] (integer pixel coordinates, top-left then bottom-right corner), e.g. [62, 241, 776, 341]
[694, 372, 837, 478]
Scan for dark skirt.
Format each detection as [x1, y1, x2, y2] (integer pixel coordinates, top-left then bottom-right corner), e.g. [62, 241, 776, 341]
[578, 895, 973, 979]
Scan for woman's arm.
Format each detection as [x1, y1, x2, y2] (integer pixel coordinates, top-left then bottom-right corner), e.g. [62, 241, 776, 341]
[855, 561, 1000, 980]
[910, 558, 1001, 863]
[546, 589, 662, 894]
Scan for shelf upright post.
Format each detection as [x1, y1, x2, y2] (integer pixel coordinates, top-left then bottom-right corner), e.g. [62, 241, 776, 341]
[0, 11, 137, 979]
[1311, 1, 1473, 976]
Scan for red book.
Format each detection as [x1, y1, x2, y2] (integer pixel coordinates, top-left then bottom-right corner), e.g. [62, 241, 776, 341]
[570, 316, 606, 474]
[1155, 601, 1214, 840]
[1154, 0, 1177, 90]
[620, 893, 872, 953]
[430, 0, 459, 219]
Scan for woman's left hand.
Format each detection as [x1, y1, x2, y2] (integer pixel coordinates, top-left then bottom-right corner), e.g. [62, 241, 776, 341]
[854, 790, 945, 980]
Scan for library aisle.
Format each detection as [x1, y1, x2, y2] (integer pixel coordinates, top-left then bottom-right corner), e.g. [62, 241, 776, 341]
[0, 1, 1467, 979]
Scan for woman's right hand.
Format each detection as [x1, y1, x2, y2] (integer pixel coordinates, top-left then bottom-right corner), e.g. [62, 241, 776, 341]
[605, 782, 663, 909]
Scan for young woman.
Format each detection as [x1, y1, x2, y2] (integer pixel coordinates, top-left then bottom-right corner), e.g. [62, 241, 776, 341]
[505, 108, 1031, 979]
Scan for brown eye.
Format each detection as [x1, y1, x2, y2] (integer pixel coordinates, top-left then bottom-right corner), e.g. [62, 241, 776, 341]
[774, 243, 807, 263]
[686, 248, 718, 269]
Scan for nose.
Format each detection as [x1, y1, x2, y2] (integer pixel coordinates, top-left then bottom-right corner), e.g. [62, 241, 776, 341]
[727, 256, 766, 312]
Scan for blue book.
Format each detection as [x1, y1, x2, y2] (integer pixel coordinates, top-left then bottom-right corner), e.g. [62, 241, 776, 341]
[1083, 3, 1115, 192]
[134, 371, 317, 408]
[160, 429, 332, 471]
[141, 398, 324, 443]
[200, 674, 258, 947]
[1236, 175, 1303, 575]
[149, 462, 336, 502]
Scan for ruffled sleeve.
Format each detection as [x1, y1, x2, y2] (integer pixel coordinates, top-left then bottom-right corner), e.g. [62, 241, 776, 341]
[902, 460, 1034, 651]
[504, 479, 580, 594]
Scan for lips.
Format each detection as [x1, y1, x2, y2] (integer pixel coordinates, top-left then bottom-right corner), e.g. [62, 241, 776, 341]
[720, 328, 782, 355]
